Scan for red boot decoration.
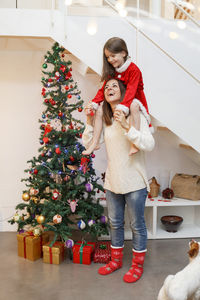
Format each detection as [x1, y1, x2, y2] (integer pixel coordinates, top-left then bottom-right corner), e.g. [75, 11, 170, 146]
[123, 250, 146, 283]
[98, 247, 123, 276]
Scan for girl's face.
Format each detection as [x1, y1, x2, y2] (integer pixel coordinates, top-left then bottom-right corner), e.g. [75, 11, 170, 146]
[104, 48, 126, 69]
[104, 79, 121, 104]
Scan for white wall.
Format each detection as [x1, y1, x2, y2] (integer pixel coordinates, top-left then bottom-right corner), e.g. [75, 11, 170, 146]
[0, 36, 199, 231]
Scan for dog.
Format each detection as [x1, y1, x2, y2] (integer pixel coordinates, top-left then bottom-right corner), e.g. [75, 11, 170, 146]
[157, 240, 200, 300]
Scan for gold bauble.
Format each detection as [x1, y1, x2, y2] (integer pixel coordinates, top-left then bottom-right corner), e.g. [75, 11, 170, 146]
[36, 215, 45, 224]
[33, 227, 42, 237]
[22, 192, 30, 201]
[31, 196, 39, 204]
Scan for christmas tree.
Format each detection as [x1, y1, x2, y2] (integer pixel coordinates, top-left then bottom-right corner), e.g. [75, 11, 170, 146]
[9, 42, 108, 246]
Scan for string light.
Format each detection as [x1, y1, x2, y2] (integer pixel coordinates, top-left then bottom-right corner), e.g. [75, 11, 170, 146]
[65, 0, 72, 6]
[176, 20, 186, 29]
[169, 32, 179, 39]
[87, 19, 98, 36]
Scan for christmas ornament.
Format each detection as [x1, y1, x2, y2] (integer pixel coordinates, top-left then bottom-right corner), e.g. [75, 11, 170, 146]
[80, 157, 90, 174]
[22, 192, 30, 201]
[30, 187, 39, 196]
[88, 220, 95, 227]
[77, 220, 86, 230]
[33, 169, 38, 175]
[37, 215, 45, 224]
[69, 156, 75, 162]
[100, 216, 108, 224]
[42, 63, 47, 69]
[55, 71, 60, 77]
[65, 86, 69, 90]
[13, 212, 20, 222]
[68, 199, 78, 213]
[162, 188, 174, 199]
[85, 183, 93, 192]
[64, 175, 70, 181]
[78, 107, 83, 112]
[53, 214, 62, 224]
[91, 153, 95, 158]
[67, 94, 72, 99]
[52, 189, 60, 200]
[65, 239, 74, 248]
[55, 147, 61, 155]
[31, 196, 39, 204]
[33, 227, 42, 237]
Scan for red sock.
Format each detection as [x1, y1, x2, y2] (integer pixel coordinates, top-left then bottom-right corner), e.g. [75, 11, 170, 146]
[98, 247, 123, 276]
[123, 250, 146, 283]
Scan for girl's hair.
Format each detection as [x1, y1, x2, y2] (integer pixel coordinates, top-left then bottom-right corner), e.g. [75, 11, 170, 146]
[101, 37, 129, 81]
[103, 79, 126, 126]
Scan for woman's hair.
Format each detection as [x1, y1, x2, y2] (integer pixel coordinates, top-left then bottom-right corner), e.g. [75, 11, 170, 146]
[101, 37, 129, 81]
[103, 79, 126, 126]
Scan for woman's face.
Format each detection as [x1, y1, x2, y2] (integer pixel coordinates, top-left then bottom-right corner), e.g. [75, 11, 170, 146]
[104, 79, 121, 104]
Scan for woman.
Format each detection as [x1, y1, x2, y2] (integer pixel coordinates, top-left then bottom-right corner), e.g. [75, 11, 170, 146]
[82, 79, 155, 283]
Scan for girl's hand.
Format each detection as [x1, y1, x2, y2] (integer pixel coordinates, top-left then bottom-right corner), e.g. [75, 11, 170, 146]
[84, 100, 94, 116]
[84, 101, 95, 125]
[114, 110, 129, 131]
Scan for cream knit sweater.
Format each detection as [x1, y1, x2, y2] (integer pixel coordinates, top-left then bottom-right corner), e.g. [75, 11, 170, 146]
[82, 113, 155, 194]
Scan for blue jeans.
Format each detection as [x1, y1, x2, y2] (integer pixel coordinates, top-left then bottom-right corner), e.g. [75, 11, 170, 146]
[106, 188, 148, 251]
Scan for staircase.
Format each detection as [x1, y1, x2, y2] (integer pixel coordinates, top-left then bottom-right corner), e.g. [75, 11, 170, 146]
[0, 1, 200, 153]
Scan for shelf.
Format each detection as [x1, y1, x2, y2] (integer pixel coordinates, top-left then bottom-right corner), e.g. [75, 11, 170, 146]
[146, 197, 200, 207]
[156, 224, 200, 239]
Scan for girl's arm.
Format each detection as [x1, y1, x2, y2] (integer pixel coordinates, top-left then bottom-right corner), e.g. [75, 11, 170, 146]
[91, 81, 106, 110]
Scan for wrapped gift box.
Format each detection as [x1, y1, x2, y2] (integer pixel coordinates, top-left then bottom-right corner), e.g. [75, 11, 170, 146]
[17, 232, 49, 261]
[72, 241, 96, 265]
[93, 241, 111, 264]
[43, 241, 65, 265]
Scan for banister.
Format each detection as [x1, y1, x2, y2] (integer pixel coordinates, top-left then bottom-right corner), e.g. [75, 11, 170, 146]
[104, 0, 200, 85]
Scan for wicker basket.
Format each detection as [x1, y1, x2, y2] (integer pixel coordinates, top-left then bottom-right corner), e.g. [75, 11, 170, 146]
[149, 177, 160, 197]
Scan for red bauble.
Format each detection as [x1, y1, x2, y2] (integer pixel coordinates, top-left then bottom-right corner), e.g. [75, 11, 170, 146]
[69, 156, 75, 162]
[61, 54, 65, 57]
[34, 169, 38, 175]
[65, 86, 69, 90]
[67, 94, 72, 99]
[62, 127, 66, 132]
[79, 133, 82, 138]
[58, 111, 63, 117]
[41, 153, 45, 157]
[70, 85, 73, 88]
[78, 107, 83, 112]
[91, 154, 95, 158]
[48, 78, 53, 82]
[44, 99, 48, 103]
[43, 137, 49, 144]
[55, 147, 61, 155]
[68, 123, 74, 130]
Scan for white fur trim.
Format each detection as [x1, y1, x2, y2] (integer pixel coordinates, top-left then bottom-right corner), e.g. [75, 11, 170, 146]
[111, 245, 124, 249]
[116, 104, 129, 116]
[133, 99, 151, 125]
[116, 57, 132, 73]
[91, 102, 99, 110]
[132, 249, 147, 253]
[149, 126, 154, 133]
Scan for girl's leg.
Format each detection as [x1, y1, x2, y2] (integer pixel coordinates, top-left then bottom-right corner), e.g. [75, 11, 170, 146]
[98, 190, 125, 275]
[123, 188, 148, 282]
[82, 104, 103, 155]
[129, 101, 140, 156]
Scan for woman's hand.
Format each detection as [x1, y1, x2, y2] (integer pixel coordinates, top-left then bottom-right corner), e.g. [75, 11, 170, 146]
[114, 110, 129, 131]
[84, 101, 95, 126]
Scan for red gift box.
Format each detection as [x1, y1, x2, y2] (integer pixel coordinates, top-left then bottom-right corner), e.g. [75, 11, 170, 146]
[93, 241, 111, 264]
[72, 241, 96, 265]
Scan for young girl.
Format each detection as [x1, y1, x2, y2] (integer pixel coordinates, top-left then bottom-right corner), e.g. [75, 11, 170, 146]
[82, 37, 152, 156]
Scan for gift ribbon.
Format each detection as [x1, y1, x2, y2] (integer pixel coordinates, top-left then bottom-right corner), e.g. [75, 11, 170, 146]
[48, 242, 64, 264]
[22, 232, 34, 259]
[75, 241, 95, 264]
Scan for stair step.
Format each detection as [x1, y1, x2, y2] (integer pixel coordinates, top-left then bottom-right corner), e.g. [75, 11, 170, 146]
[157, 126, 169, 131]
[179, 144, 194, 150]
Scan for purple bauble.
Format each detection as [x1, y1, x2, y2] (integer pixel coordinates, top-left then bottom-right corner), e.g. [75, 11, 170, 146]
[18, 229, 25, 234]
[88, 219, 95, 227]
[65, 239, 74, 248]
[100, 216, 108, 224]
[85, 183, 93, 192]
